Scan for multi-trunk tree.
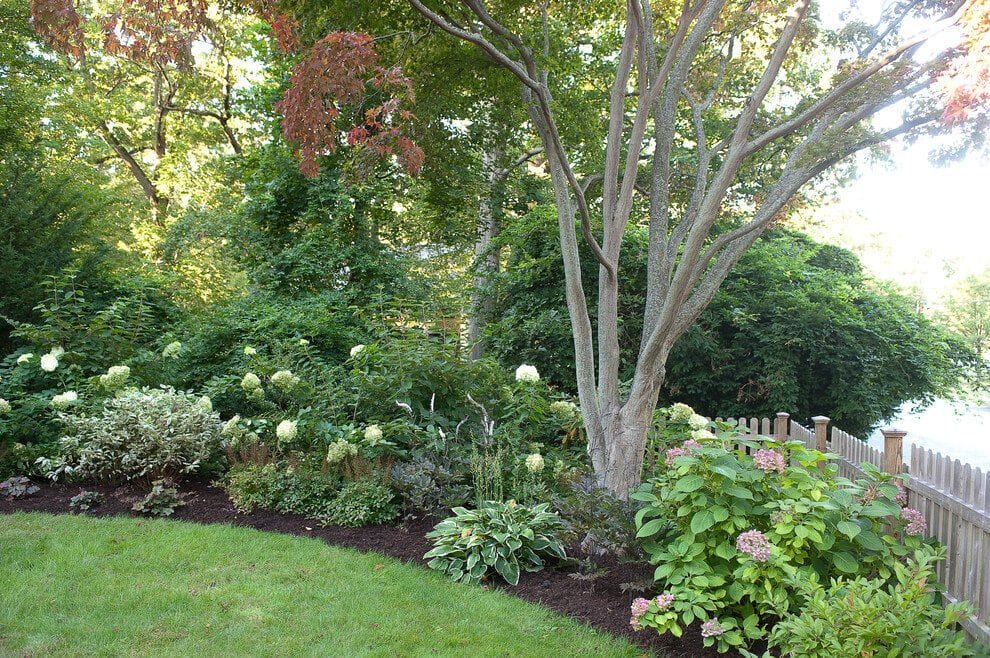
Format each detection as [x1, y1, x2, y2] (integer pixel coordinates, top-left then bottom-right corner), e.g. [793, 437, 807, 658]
[401, 0, 988, 496]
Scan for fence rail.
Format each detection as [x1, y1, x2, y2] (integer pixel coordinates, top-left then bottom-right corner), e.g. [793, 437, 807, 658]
[711, 412, 990, 643]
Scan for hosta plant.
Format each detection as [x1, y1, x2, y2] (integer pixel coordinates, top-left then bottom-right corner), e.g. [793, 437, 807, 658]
[632, 419, 931, 654]
[424, 500, 566, 585]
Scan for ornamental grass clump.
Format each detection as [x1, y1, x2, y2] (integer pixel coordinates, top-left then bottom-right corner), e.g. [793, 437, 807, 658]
[424, 501, 566, 585]
[631, 409, 937, 654]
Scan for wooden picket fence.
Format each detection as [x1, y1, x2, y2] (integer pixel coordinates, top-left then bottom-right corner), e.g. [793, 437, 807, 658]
[713, 413, 990, 643]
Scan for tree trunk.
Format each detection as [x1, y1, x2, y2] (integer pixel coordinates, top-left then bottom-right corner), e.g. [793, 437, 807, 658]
[467, 147, 503, 360]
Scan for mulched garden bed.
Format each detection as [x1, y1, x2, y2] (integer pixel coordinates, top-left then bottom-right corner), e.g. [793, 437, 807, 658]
[1, 479, 729, 658]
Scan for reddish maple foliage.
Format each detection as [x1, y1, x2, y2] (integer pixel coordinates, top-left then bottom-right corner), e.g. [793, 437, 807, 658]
[275, 31, 423, 177]
[101, 0, 209, 67]
[29, 0, 85, 59]
[249, 0, 300, 54]
[940, 0, 990, 123]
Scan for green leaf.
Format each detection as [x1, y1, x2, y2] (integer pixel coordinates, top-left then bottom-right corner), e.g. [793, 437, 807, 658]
[832, 551, 859, 574]
[836, 520, 861, 540]
[675, 475, 705, 492]
[690, 509, 715, 534]
[637, 518, 665, 538]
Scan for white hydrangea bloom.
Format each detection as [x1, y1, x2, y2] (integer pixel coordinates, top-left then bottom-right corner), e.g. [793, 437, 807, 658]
[40, 352, 59, 372]
[349, 344, 366, 358]
[240, 372, 262, 390]
[550, 400, 578, 416]
[668, 402, 695, 423]
[298, 338, 310, 347]
[525, 453, 545, 473]
[99, 365, 131, 389]
[16, 353, 33, 365]
[243, 346, 257, 356]
[688, 414, 709, 431]
[162, 341, 182, 359]
[221, 415, 242, 437]
[515, 364, 540, 382]
[196, 396, 213, 413]
[50, 346, 65, 358]
[326, 438, 358, 465]
[691, 429, 716, 441]
[270, 370, 300, 391]
[51, 391, 79, 409]
[276, 419, 298, 442]
[0, 398, 11, 415]
[363, 424, 383, 442]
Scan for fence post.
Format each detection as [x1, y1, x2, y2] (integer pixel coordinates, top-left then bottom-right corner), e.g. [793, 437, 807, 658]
[812, 416, 829, 470]
[881, 429, 907, 475]
[774, 412, 789, 442]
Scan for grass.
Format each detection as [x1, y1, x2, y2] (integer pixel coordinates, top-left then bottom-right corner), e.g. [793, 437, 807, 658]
[0, 513, 642, 657]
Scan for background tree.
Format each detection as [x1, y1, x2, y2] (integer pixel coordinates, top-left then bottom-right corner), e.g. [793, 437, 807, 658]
[402, 0, 988, 495]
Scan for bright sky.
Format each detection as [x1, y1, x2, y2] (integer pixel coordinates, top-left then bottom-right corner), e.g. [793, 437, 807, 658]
[807, 2, 989, 307]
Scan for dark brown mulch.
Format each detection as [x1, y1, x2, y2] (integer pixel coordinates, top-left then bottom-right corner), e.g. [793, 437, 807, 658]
[0, 480, 728, 658]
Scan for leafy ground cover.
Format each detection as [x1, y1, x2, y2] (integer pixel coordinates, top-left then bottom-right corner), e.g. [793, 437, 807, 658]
[0, 512, 642, 657]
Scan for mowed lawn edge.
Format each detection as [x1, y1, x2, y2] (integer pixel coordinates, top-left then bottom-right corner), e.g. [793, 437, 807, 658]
[0, 512, 644, 658]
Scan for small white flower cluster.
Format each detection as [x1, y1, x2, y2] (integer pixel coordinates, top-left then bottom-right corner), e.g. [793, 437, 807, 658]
[162, 341, 182, 359]
[51, 390, 79, 409]
[243, 346, 257, 356]
[550, 400, 579, 417]
[0, 398, 11, 415]
[363, 424, 383, 442]
[525, 453, 545, 473]
[668, 402, 695, 423]
[16, 353, 33, 365]
[241, 372, 264, 401]
[326, 438, 358, 465]
[349, 344, 365, 358]
[99, 365, 131, 389]
[40, 347, 64, 373]
[298, 338, 310, 347]
[515, 363, 540, 382]
[270, 369, 300, 392]
[276, 419, 297, 442]
[222, 415, 242, 437]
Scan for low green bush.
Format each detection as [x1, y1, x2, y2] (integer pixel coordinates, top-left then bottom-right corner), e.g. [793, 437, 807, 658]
[0, 475, 39, 498]
[322, 477, 399, 527]
[768, 546, 975, 657]
[222, 463, 341, 518]
[42, 387, 221, 485]
[132, 479, 185, 516]
[69, 490, 104, 511]
[424, 501, 566, 586]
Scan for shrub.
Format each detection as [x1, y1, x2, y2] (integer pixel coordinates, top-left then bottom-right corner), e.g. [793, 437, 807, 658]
[424, 501, 566, 585]
[42, 387, 222, 484]
[392, 457, 471, 514]
[768, 546, 975, 657]
[132, 479, 185, 516]
[554, 475, 641, 559]
[631, 407, 931, 653]
[322, 477, 399, 527]
[222, 462, 341, 518]
[69, 490, 104, 510]
[0, 475, 39, 498]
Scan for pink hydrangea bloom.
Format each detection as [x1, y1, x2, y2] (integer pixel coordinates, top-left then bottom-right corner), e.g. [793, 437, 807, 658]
[901, 507, 927, 536]
[895, 482, 908, 505]
[664, 439, 702, 466]
[736, 529, 772, 562]
[753, 448, 787, 473]
[654, 592, 674, 611]
[630, 597, 650, 631]
[701, 618, 725, 637]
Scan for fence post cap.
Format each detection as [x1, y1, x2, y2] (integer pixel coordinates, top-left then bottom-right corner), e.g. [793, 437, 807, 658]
[775, 411, 790, 418]
[811, 415, 830, 423]
[881, 428, 908, 439]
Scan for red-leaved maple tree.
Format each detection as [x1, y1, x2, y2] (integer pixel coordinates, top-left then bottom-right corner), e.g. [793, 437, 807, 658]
[273, 30, 424, 178]
[940, 0, 990, 122]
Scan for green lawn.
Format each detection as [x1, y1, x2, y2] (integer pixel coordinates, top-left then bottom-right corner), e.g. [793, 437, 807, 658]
[0, 513, 642, 657]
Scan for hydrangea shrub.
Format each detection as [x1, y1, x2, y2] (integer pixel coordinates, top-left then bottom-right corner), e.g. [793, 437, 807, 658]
[632, 409, 932, 653]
